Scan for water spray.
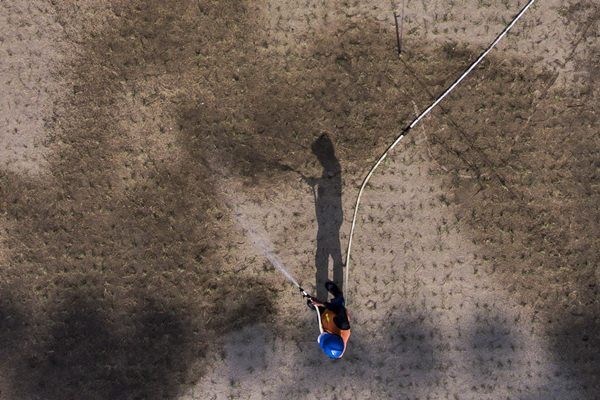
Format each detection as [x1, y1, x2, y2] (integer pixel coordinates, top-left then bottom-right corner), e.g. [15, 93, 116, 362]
[198, 159, 313, 300]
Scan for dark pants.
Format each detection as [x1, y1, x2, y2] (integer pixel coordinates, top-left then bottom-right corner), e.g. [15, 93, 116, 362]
[316, 283, 345, 314]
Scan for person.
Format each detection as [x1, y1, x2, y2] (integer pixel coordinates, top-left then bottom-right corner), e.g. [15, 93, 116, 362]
[307, 280, 351, 359]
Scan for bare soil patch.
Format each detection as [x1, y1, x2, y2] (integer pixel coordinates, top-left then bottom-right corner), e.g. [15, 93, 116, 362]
[1, 1, 598, 399]
[424, 1, 600, 394]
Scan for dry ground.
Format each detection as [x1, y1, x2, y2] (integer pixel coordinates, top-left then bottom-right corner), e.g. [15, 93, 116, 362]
[0, 1, 598, 399]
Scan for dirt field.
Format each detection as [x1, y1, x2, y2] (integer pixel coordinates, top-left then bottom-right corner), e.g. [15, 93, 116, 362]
[0, 1, 598, 399]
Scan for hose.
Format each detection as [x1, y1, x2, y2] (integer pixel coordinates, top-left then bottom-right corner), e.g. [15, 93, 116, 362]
[343, 0, 538, 298]
[315, 303, 324, 334]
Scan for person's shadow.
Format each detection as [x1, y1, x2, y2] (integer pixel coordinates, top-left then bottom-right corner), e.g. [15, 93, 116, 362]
[305, 134, 344, 300]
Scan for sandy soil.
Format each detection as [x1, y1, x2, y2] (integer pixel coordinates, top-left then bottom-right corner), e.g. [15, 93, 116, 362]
[0, 1, 598, 399]
[0, 1, 69, 174]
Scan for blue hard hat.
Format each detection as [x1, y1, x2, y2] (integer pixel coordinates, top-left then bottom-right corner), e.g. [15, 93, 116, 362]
[318, 333, 345, 359]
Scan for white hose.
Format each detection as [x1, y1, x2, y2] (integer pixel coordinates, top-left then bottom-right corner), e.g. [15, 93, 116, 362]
[315, 304, 324, 334]
[343, 0, 538, 298]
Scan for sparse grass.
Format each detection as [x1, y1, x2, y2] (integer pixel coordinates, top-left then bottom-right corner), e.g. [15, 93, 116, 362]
[1, 0, 599, 398]
[424, 6, 600, 390]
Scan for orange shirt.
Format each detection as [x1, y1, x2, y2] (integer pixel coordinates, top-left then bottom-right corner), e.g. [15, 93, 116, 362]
[321, 309, 351, 350]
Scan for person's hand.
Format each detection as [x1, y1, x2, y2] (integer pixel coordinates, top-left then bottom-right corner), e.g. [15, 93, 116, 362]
[310, 298, 324, 307]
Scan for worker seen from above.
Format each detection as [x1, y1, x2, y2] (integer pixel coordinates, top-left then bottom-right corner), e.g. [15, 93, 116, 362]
[306, 280, 351, 359]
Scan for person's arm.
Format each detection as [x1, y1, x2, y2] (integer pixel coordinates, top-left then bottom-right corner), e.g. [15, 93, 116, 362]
[308, 296, 325, 307]
[308, 297, 342, 313]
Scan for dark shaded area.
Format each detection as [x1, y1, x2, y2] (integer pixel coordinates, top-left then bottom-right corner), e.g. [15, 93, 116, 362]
[0, 282, 273, 400]
[0, 2, 275, 399]
[8, 296, 197, 400]
[549, 7, 600, 394]
[400, 55, 523, 195]
[550, 310, 600, 396]
[467, 312, 519, 388]
[0, 292, 27, 358]
[382, 314, 440, 379]
[308, 134, 344, 299]
[174, 15, 451, 182]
